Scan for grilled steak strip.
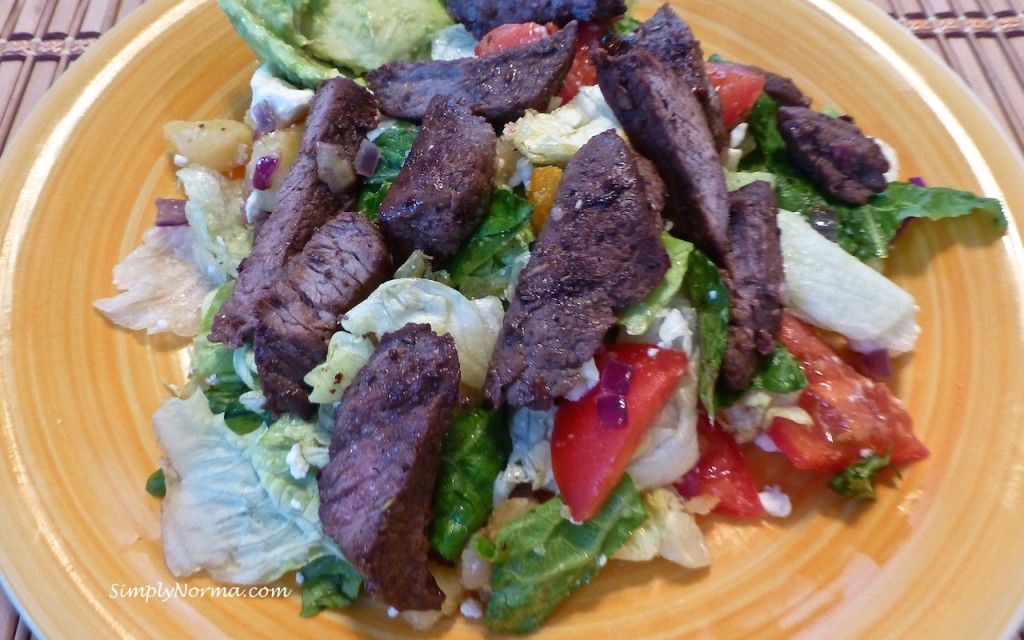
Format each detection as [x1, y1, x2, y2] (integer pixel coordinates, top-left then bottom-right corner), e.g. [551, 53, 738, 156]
[253, 212, 391, 418]
[378, 96, 497, 263]
[611, 4, 728, 150]
[484, 130, 669, 410]
[209, 77, 378, 347]
[365, 22, 577, 125]
[719, 181, 784, 391]
[445, 0, 626, 39]
[596, 48, 731, 265]
[777, 106, 889, 204]
[738, 63, 812, 108]
[319, 323, 461, 611]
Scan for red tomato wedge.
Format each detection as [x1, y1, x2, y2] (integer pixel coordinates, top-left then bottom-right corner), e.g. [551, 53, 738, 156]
[768, 314, 929, 473]
[706, 61, 766, 130]
[474, 22, 555, 56]
[551, 343, 688, 522]
[675, 412, 766, 518]
[556, 21, 604, 103]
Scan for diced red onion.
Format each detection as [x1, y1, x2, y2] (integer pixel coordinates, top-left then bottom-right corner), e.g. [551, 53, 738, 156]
[596, 394, 629, 428]
[848, 339, 893, 380]
[252, 154, 280, 191]
[600, 360, 634, 397]
[354, 138, 381, 177]
[250, 100, 277, 138]
[909, 176, 926, 187]
[154, 198, 188, 227]
[316, 142, 357, 195]
[594, 360, 633, 429]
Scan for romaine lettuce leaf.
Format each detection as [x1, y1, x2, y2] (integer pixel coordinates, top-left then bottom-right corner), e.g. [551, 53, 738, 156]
[356, 122, 419, 220]
[683, 249, 729, 414]
[429, 408, 511, 561]
[154, 390, 337, 584]
[482, 476, 647, 633]
[298, 555, 362, 617]
[618, 232, 693, 336]
[447, 188, 534, 299]
[741, 94, 1006, 261]
[192, 282, 236, 380]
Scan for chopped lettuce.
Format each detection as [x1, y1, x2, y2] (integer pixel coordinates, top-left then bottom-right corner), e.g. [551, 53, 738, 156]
[715, 342, 807, 410]
[303, 331, 375, 404]
[828, 446, 895, 500]
[154, 390, 338, 584]
[191, 282, 236, 380]
[626, 361, 700, 490]
[326, 278, 505, 390]
[683, 249, 729, 414]
[177, 165, 251, 281]
[248, 415, 331, 522]
[481, 476, 647, 633]
[618, 232, 694, 336]
[504, 86, 621, 167]
[447, 188, 534, 299]
[493, 408, 557, 503]
[742, 94, 1007, 261]
[614, 487, 710, 568]
[430, 408, 511, 561]
[93, 226, 220, 337]
[298, 555, 362, 617]
[777, 209, 919, 353]
[357, 122, 419, 220]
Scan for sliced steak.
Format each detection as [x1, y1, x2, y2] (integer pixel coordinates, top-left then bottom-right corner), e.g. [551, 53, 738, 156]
[254, 213, 391, 418]
[485, 130, 668, 409]
[378, 96, 497, 263]
[720, 181, 784, 391]
[613, 4, 728, 150]
[596, 48, 731, 264]
[776, 106, 889, 204]
[209, 77, 378, 347]
[365, 22, 577, 125]
[319, 323, 460, 611]
[445, 0, 626, 39]
[739, 63, 812, 108]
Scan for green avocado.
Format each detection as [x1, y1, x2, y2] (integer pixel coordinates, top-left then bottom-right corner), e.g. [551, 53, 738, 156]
[219, 0, 453, 88]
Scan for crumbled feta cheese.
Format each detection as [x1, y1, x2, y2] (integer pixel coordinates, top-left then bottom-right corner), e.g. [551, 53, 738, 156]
[564, 358, 599, 401]
[754, 432, 780, 453]
[290, 498, 302, 510]
[597, 554, 608, 567]
[249, 65, 314, 127]
[431, 24, 478, 60]
[460, 598, 483, 619]
[387, 607, 400, 618]
[173, 154, 188, 167]
[759, 485, 793, 518]
[285, 443, 310, 480]
[295, 571, 305, 585]
[244, 189, 275, 224]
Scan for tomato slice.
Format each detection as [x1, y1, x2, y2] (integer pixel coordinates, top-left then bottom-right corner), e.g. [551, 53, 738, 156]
[551, 343, 688, 522]
[475, 22, 555, 56]
[705, 61, 766, 130]
[675, 412, 766, 518]
[556, 21, 604, 103]
[768, 314, 929, 473]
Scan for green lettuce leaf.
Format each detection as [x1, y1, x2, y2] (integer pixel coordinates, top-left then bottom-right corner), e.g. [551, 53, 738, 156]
[248, 415, 331, 522]
[716, 342, 807, 409]
[177, 165, 251, 281]
[447, 188, 534, 299]
[429, 408, 511, 561]
[482, 476, 647, 634]
[154, 390, 338, 584]
[298, 555, 362, 617]
[356, 122, 418, 220]
[683, 249, 729, 414]
[618, 232, 694, 335]
[828, 446, 896, 500]
[191, 282, 236, 380]
[742, 94, 1007, 261]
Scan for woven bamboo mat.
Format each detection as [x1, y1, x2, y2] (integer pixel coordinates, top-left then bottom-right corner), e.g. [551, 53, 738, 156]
[0, 0, 1023, 638]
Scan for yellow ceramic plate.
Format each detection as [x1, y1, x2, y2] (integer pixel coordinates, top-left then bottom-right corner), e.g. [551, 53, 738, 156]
[1, 0, 1022, 637]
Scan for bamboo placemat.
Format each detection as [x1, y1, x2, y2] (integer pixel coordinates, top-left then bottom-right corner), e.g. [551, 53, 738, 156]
[0, 0, 1023, 638]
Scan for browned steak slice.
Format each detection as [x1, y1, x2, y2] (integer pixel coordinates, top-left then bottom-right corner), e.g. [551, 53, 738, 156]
[378, 96, 497, 263]
[596, 48, 731, 265]
[484, 130, 668, 410]
[365, 22, 577, 125]
[776, 106, 889, 204]
[719, 181, 784, 391]
[613, 4, 728, 150]
[209, 77, 378, 347]
[445, 0, 626, 39]
[254, 212, 391, 418]
[318, 324, 461, 611]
